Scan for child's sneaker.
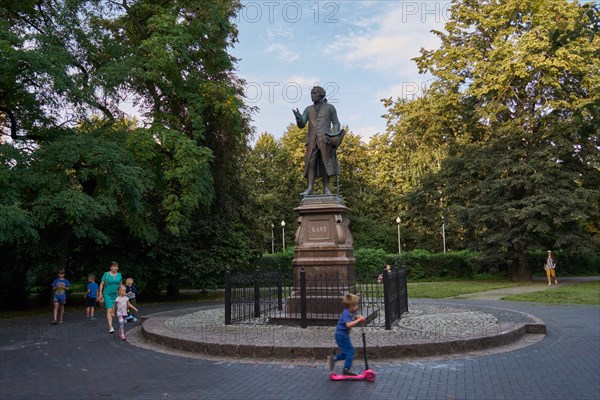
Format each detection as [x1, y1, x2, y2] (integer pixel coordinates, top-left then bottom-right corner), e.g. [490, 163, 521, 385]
[342, 368, 357, 376]
[328, 356, 336, 372]
[119, 332, 126, 341]
[51, 320, 57, 325]
[132, 317, 138, 322]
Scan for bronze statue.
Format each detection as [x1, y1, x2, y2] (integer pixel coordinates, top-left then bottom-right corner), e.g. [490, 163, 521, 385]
[293, 86, 345, 196]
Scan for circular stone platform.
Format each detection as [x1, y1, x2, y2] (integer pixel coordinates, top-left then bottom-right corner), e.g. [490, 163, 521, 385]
[140, 301, 546, 360]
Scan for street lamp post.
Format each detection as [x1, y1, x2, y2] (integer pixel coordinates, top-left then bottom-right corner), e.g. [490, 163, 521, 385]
[271, 223, 275, 254]
[442, 216, 447, 253]
[396, 216, 402, 255]
[281, 220, 286, 252]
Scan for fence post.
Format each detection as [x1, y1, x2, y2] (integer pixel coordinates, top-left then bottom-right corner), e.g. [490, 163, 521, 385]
[254, 266, 260, 318]
[394, 262, 402, 318]
[401, 265, 409, 315]
[277, 267, 283, 311]
[300, 266, 307, 328]
[382, 266, 391, 330]
[224, 270, 231, 325]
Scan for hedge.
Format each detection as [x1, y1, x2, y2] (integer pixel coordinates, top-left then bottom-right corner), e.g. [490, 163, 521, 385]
[258, 249, 598, 280]
[258, 248, 478, 280]
[527, 250, 600, 276]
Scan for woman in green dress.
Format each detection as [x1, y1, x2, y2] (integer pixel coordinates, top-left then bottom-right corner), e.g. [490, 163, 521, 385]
[98, 261, 122, 333]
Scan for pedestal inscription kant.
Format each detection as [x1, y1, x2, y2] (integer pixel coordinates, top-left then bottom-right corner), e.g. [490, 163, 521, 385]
[287, 195, 359, 319]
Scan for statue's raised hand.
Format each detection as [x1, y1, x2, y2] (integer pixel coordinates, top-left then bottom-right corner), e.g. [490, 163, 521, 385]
[293, 108, 301, 118]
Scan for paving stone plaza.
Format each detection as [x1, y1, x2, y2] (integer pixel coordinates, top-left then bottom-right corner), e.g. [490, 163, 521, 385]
[140, 301, 545, 360]
[1, 277, 598, 400]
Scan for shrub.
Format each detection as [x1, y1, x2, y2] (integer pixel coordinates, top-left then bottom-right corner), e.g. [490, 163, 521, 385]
[374, 249, 476, 281]
[428, 250, 476, 278]
[354, 248, 388, 276]
[259, 248, 479, 281]
[528, 250, 600, 276]
[259, 249, 294, 272]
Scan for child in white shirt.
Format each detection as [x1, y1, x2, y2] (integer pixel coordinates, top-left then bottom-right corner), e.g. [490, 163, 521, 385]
[113, 285, 139, 341]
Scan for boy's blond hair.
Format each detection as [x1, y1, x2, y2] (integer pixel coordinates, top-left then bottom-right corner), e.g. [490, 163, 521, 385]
[342, 294, 359, 308]
[126, 278, 134, 285]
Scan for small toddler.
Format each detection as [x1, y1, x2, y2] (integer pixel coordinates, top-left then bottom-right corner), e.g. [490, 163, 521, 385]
[113, 285, 139, 341]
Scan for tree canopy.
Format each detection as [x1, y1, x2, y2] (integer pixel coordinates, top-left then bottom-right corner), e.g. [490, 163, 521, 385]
[245, 0, 600, 280]
[387, 0, 600, 279]
[0, 0, 254, 306]
[1, 0, 598, 305]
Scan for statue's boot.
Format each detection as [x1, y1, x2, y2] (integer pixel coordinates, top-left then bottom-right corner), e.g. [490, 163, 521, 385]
[323, 175, 332, 195]
[301, 187, 314, 196]
[301, 168, 315, 196]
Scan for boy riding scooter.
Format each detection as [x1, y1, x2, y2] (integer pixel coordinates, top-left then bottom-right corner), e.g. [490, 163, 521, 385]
[328, 294, 376, 381]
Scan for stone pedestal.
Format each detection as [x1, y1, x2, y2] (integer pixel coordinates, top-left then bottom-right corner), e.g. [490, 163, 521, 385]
[286, 194, 356, 319]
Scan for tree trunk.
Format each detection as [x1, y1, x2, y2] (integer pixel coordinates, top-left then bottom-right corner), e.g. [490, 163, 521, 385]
[509, 254, 532, 282]
[3, 266, 29, 309]
[166, 282, 179, 298]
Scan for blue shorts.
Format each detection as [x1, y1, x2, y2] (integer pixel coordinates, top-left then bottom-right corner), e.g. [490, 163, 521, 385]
[84, 297, 97, 307]
[53, 294, 67, 304]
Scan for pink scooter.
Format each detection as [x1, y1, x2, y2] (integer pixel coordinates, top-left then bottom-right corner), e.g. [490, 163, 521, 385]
[329, 322, 376, 382]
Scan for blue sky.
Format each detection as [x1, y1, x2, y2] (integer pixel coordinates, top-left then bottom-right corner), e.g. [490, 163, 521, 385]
[230, 1, 451, 141]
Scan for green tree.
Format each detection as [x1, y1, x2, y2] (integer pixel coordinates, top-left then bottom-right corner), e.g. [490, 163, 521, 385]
[241, 132, 286, 252]
[0, 0, 253, 305]
[338, 130, 398, 252]
[395, 0, 600, 280]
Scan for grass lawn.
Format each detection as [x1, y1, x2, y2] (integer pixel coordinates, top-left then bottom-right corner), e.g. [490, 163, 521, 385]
[407, 280, 528, 299]
[502, 281, 600, 305]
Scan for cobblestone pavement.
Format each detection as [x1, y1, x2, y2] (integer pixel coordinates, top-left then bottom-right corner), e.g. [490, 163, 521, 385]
[140, 301, 544, 360]
[1, 297, 599, 399]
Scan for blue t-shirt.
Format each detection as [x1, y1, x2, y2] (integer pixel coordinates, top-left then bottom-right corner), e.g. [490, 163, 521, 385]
[51, 278, 71, 296]
[335, 308, 355, 337]
[126, 283, 138, 299]
[86, 282, 99, 299]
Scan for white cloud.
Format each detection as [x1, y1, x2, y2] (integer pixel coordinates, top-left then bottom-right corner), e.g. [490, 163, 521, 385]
[286, 75, 320, 89]
[377, 78, 436, 101]
[324, 5, 445, 76]
[351, 125, 381, 142]
[266, 26, 295, 40]
[264, 43, 299, 62]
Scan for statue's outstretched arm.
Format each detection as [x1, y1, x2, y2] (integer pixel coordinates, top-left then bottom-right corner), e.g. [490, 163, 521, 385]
[293, 107, 308, 129]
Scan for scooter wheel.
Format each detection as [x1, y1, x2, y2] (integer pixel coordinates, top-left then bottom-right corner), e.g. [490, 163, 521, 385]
[364, 370, 376, 382]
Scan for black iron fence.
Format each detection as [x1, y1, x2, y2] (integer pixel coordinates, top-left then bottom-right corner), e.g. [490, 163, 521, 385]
[382, 265, 409, 330]
[224, 264, 408, 330]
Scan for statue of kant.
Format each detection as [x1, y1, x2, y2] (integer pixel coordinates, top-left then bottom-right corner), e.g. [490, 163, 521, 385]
[293, 86, 345, 196]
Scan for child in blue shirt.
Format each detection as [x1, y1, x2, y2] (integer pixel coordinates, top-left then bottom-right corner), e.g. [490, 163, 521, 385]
[328, 294, 365, 375]
[125, 278, 139, 322]
[84, 274, 99, 320]
[51, 269, 71, 325]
